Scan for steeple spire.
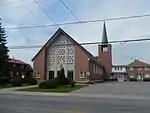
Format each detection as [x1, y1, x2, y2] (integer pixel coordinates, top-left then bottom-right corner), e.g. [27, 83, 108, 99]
[102, 22, 108, 44]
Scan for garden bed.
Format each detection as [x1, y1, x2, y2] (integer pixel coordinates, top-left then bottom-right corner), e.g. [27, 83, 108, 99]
[16, 85, 87, 93]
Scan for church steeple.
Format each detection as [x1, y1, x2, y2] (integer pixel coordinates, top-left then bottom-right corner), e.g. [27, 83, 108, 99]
[102, 22, 108, 44]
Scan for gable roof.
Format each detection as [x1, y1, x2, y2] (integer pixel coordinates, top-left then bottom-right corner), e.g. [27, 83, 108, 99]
[32, 28, 97, 62]
[7, 58, 28, 65]
[127, 59, 150, 67]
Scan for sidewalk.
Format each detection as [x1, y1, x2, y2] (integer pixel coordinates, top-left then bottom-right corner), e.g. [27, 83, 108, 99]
[0, 85, 69, 96]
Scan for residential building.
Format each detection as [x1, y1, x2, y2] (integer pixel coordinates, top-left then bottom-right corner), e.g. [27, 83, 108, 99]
[112, 60, 150, 81]
[7, 58, 32, 78]
[32, 28, 105, 83]
[126, 59, 150, 81]
[112, 65, 127, 82]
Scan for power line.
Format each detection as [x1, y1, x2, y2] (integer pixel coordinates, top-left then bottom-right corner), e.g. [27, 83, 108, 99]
[5, 14, 150, 30]
[59, 0, 80, 21]
[33, 0, 59, 27]
[8, 37, 150, 49]
[0, 0, 48, 10]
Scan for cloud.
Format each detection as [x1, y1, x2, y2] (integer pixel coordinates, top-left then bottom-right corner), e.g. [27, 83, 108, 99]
[1, 0, 150, 66]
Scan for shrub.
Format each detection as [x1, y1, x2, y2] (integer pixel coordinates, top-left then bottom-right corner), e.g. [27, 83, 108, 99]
[28, 78, 37, 85]
[22, 77, 29, 84]
[70, 80, 75, 87]
[39, 81, 47, 89]
[10, 78, 22, 86]
[143, 78, 150, 82]
[129, 78, 137, 82]
[22, 77, 37, 85]
[0, 76, 10, 85]
[39, 79, 57, 89]
[46, 79, 57, 88]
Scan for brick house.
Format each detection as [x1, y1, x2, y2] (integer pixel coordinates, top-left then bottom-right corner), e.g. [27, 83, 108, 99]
[112, 60, 150, 81]
[7, 58, 32, 78]
[126, 59, 150, 81]
[32, 28, 106, 83]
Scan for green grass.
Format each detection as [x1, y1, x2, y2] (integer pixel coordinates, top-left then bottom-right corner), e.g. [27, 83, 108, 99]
[16, 85, 87, 93]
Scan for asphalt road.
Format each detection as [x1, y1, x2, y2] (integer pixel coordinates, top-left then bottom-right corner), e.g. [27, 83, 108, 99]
[0, 94, 150, 113]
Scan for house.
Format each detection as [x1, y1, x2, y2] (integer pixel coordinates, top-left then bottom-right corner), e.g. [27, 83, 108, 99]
[111, 60, 150, 81]
[126, 59, 150, 81]
[7, 58, 32, 78]
[31, 24, 113, 83]
[112, 65, 127, 82]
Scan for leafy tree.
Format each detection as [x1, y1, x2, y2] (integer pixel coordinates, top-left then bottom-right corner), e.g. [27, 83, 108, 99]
[0, 19, 9, 77]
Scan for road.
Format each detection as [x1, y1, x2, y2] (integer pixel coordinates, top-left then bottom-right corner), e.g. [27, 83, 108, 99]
[0, 94, 150, 113]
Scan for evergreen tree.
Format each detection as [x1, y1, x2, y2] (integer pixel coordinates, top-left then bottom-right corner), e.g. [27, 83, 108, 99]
[0, 20, 9, 76]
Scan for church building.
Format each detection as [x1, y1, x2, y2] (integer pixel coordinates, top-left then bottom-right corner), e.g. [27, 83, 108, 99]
[32, 23, 112, 83]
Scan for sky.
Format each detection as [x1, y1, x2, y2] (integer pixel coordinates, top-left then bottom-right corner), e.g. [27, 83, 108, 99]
[1, 0, 150, 66]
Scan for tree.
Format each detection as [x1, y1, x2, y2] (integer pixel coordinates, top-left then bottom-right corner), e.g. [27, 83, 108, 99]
[0, 19, 9, 77]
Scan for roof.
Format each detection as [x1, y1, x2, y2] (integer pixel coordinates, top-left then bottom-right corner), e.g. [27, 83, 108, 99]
[102, 22, 108, 44]
[7, 58, 28, 65]
[32, 28, 98, 62]
[127, 59, 150, 67]
[112, 65, 127, 67]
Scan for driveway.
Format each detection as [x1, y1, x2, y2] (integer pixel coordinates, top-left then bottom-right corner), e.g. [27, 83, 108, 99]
[71, 82, 150, 97]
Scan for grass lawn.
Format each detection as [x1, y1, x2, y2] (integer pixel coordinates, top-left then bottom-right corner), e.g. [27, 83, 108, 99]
[16, 85, 87, 93]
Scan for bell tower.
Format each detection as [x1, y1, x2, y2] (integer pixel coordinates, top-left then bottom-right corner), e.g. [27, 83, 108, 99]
[98, 22, 112, 80]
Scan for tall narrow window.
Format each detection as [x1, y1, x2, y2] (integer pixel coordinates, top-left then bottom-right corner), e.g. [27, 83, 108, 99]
[67, 70, 73, 80]
[49, 71, 54, 80]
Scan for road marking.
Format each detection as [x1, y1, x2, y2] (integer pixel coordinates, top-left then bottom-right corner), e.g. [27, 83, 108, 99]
[0, 105, 84, 113]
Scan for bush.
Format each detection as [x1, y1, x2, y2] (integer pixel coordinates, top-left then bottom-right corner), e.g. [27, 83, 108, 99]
[28, 78, 37, 85]
[10, 78, 22, 86]
[39, 79, 57, 89]
[46, 79, 57, 88]
[0, 76, 10, 85]
[129, 78, 137, 81]
[143, 78, 150, 82]
[70, 80, 75, 87]
[55, 77, 70, 86]
[39, 81, 47, 89]
[22, 77, 37, 85]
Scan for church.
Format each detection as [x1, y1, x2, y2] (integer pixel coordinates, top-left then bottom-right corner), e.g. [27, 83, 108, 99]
[32, 22, 112, 83]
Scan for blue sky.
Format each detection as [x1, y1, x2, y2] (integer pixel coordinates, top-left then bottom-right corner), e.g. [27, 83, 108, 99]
[1, 0, 150, 65]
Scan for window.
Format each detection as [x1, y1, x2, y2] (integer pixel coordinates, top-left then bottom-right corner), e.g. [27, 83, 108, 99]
[117, 67, 119, 70]
[138, 68, 142, 70]
[129, 67, 134, 71]
[67, 70, 73, 80]
[145, 67, 150, 70]
[120, 67, 122, 70]
[102, 47, 108, 52]
[115, 67, 116, 70]
[129, 75, 135, 78]
[49, 71, 54, 80]
[144, 74, 150, 78]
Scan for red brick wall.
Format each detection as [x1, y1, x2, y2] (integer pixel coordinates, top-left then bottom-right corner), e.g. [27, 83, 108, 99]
[33, 48, 46, 81]
[75, 45, 89, 81]
[98, 44, 112, 79]
[126, 68, 150, 78]
[75, 46, 104, 82]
